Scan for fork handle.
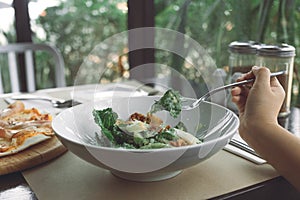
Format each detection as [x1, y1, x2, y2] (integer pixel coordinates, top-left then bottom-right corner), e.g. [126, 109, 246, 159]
[204, 70, 287, 99]
[187, 70, 286, 110]
[10, 94, 65, 103]
[201, 71, 286, 99]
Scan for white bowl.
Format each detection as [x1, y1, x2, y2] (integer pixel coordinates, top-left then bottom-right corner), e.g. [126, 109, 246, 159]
[52, 96, 239, 182]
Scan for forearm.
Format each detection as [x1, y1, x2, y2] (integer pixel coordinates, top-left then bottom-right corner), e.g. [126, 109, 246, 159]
[241, 124, 300, 191]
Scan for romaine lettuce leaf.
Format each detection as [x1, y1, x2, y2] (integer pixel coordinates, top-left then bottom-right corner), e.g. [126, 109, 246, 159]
[149, 89, 182, 118]
[92, 108, 118, 142]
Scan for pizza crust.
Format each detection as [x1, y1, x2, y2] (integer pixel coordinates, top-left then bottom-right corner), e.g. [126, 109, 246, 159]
[0, 101, 54, 157]
[0, 133, 51, 157]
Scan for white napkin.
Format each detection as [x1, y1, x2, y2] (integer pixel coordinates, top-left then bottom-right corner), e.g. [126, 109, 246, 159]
[224, 144, 266, 165]
[71, 83, 149, 102]
[224, 133, 266, 164]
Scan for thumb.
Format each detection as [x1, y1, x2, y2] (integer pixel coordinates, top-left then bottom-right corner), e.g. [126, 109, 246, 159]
[251, 66, 271, 88]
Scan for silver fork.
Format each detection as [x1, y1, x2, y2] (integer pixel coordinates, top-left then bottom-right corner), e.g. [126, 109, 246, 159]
[7, 94, 81, 108]
[182, 70, 286, 111]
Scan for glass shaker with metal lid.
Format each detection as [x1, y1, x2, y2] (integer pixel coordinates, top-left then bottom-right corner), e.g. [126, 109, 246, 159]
[227, 41, 259, 113]
[228, 41, 258, 76]
[256, 44, 296, 117]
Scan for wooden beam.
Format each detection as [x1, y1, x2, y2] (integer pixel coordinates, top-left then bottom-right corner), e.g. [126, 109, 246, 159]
[127, 0, 155, 82]
[13, 0, 32, 92]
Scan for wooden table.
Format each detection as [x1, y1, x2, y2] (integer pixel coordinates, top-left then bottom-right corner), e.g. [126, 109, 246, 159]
[0, 83, 299, 199]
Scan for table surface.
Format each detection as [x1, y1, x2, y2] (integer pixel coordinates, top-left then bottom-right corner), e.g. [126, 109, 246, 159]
[0, 82, 300, 199]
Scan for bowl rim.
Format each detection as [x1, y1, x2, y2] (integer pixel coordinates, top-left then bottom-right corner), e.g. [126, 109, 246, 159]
[52, 96, 239, 153]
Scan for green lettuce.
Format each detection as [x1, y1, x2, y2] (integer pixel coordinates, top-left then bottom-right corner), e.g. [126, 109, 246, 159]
[149, 89, 182, 118]
[92, 89, 189, 149]
[92, 108, 118, 142]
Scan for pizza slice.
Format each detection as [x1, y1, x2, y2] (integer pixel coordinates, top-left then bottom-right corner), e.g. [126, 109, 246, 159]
[0, 101, 55, 157]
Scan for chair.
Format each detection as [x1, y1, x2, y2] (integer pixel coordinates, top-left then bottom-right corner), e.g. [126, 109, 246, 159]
[0, 43, 66, 93]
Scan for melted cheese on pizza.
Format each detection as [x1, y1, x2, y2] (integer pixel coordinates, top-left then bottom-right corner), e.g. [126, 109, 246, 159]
[0, 101, 54, 154]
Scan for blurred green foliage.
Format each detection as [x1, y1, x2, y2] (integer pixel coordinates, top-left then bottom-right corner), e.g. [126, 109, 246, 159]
[35, 0, 127, 85]
[1, 0, 299, 104]
[35, 0, 300, 85]
[154, 0, 300, 104]
[155, 0, 299, 68]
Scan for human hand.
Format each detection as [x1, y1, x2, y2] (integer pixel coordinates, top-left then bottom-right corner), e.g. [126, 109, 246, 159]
[232, 67, 300, 191]
[231, 66, 285, 137]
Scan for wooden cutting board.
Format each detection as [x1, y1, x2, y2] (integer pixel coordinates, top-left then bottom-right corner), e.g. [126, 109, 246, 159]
[0, 136, 67, 175]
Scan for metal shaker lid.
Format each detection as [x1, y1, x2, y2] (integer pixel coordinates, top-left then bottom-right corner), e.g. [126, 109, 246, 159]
[228, 41, 258, 54]
[257, 44, 296, 57]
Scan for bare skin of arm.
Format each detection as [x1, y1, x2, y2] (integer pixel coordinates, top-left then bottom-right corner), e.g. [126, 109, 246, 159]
[231, 66, 300, 191]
